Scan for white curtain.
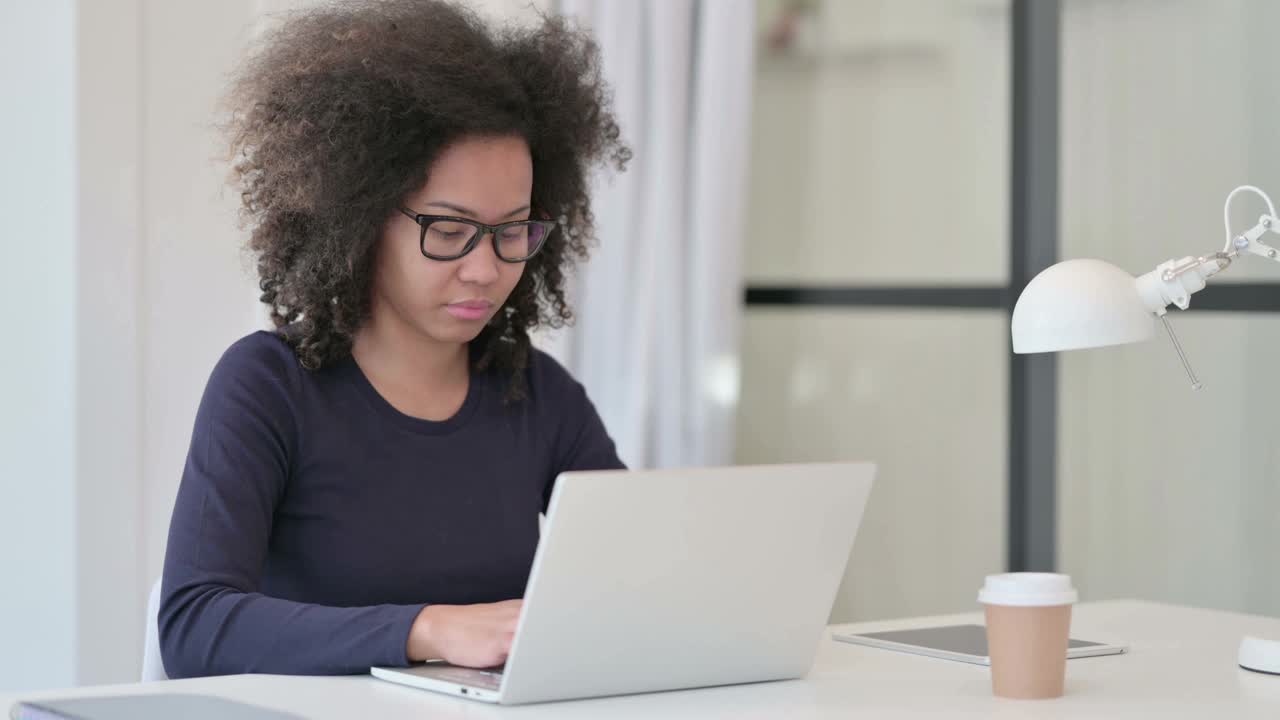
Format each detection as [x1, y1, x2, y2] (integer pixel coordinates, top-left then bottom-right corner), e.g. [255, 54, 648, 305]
[541, 0, 755, 469]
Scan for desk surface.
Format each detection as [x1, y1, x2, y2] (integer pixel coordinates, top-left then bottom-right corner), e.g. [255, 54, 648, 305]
[7, 601, 1280, 718]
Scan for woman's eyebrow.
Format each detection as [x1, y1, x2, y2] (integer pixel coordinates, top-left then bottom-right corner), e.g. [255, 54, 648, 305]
[423, 201, 530, 219]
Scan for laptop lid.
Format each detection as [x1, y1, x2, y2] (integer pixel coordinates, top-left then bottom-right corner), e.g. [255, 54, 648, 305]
[498, 462, 875, 704]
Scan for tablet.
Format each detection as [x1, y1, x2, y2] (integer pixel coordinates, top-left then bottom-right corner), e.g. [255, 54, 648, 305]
[832, 624, 1127, 666]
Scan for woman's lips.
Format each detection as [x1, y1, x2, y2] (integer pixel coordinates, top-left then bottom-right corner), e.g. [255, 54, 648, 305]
[445, 299, 493, 321]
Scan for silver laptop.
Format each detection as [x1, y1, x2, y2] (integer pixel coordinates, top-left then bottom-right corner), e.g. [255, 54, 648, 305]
[371, 462, 875, 705]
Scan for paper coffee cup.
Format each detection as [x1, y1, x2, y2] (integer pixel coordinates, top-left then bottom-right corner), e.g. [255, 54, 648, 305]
[978, 573, 1078, 700]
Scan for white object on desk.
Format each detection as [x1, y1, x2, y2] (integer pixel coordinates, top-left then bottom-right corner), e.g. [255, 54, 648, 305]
[1239, 636, 1280, 675]
[7, 601, 1280, 719]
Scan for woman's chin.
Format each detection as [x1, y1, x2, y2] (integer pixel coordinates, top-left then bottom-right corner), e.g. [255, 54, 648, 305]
[417, 320, 489, 346]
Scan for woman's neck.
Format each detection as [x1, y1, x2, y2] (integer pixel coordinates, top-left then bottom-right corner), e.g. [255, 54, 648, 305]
[351, 312, 471, 422]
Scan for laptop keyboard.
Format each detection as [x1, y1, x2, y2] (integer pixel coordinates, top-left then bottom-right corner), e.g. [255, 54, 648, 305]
[422, 665, 504, 691]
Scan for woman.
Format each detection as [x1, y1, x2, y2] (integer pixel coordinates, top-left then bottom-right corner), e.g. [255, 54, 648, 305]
[160, 0, 628, 679]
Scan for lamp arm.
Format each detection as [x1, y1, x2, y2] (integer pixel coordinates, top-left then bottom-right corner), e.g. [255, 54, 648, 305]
[1221, 185, 1278, 252]
[1134, 186, 1280, 316]
[1134, 253, 1231, 315]
[1219, 184, 1280, 263]
[1226, 214, 1280, 263]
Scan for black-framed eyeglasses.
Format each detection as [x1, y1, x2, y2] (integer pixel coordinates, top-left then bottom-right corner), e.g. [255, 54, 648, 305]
[398, 208, 556, 262]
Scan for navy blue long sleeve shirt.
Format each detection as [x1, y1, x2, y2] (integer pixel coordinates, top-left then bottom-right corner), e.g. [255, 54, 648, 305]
[159, 331, 623, 679]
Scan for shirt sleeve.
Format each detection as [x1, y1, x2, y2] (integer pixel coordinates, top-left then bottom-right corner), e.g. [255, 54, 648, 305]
[159, 334, 425, 678]
[535, 351, 627, 511]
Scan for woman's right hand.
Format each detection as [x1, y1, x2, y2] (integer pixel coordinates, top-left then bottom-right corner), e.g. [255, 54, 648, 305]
[406, 599, 523, 668]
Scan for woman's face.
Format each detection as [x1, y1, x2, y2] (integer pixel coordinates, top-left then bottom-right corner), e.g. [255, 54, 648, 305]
[372, 134, 533, 347]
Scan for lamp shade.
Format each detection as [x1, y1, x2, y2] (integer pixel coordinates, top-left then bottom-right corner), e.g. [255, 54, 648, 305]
[1011, 258, 1156, 354]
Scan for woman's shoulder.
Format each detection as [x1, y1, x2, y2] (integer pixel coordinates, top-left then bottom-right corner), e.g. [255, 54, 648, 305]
[207, 329, 307, 399]
[523, 347, 580, 392]
[218, 329, 299, 372]
[519, 347, 596, 413]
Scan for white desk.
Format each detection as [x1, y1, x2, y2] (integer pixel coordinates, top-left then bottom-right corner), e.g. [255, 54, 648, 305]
[7, 601, 1280, 718]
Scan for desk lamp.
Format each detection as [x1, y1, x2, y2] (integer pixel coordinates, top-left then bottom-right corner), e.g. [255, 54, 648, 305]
[1010, 185, 1280, 675]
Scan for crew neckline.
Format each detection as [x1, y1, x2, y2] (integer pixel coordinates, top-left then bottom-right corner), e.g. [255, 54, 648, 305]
[340, 354, 484, 436]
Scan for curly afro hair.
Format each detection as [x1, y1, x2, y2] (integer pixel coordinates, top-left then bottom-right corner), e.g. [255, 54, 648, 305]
[224, 0, 628, 400]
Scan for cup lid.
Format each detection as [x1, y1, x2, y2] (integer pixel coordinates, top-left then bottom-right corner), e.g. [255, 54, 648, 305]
[978, 573, 1078, 607]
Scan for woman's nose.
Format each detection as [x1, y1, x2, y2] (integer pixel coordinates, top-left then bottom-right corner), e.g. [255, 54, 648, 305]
[456, 232, 501, 285]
